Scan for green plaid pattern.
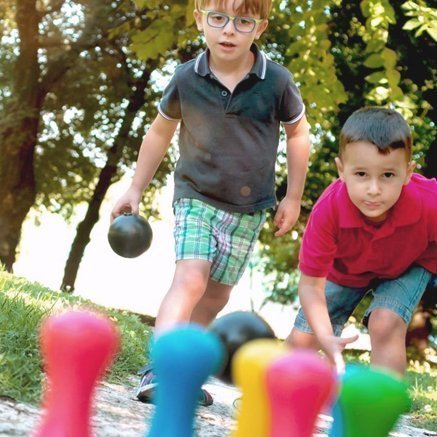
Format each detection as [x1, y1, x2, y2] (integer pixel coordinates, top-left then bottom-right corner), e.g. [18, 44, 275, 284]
[173, 198, 266, 285]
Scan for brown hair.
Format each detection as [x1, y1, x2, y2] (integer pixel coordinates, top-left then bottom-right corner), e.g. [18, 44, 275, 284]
[195, 0, 272, 19]
[339, 107, 412, 159]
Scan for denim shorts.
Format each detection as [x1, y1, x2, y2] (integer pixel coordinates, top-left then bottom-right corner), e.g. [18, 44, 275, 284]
[173, 198, 266, 286]
[294, 265, 432, 336]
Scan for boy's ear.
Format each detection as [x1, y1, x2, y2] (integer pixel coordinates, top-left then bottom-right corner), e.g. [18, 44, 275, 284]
[335, 157, 344, 180]
[404, 160, 416, 185]
[255, 19, 268, 40]
[193, 9, 204, 31]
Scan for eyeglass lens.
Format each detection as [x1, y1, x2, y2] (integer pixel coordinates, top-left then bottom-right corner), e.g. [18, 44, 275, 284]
[207, 12, 256, 33]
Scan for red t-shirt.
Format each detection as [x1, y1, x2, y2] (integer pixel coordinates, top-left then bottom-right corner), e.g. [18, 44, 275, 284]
[299, 173, 437, 287]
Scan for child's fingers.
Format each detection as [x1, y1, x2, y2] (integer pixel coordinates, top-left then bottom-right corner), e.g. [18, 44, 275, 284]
[274, 220, 292, 236]
[333, 350, 345, 375]
[340, 334, 359, 346]
[331, 335, 359, 374]
[274, 225, 287, 237]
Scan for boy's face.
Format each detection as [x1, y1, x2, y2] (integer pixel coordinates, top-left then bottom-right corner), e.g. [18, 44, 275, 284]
[194, 1, 268, 67]
[335, 141, 415, 223]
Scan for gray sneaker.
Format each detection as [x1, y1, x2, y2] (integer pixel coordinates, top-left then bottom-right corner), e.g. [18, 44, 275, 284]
[135, 364, 213, 406]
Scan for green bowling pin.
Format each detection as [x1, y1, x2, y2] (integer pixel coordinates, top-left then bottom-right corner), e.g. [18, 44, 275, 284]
[330, 364, 411, 437]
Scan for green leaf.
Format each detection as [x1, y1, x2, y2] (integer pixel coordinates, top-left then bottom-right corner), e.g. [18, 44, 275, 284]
[381, 48, 397, 68]
[365, 71, 388, 84]
[364, 53, 384, 68]
[403, 18, 422, 31]
[427, 27, 437, 41]
[130, 24, 176, 60]
[386, 69, 401, 86]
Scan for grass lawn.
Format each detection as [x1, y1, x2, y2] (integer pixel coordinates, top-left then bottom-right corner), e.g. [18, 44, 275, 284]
[0, 270, 435, 431]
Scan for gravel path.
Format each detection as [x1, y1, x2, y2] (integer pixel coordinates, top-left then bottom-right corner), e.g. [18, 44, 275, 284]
[0, 376, 435, 436]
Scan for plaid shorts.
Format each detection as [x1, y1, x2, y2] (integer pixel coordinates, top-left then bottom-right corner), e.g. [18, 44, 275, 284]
[173, 198, 266, 285]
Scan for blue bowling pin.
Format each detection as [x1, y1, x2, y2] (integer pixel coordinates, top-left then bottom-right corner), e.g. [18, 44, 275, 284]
[147, 324, 224, 437]
[330, 364, 411, 437]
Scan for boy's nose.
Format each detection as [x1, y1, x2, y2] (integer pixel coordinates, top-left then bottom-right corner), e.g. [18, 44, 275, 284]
[223, 19, 235, 33]
[367, 179, 381, 195]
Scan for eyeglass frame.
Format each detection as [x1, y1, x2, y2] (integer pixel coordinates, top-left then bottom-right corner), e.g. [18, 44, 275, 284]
[199, 9, 265, 34]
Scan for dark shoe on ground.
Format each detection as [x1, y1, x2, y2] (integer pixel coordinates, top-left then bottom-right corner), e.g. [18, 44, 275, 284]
[136, 364, 214, 406]
[136, 364, 157, 403]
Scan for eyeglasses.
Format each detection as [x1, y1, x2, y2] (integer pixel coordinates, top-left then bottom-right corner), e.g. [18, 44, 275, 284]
[199, 9, 264, 33]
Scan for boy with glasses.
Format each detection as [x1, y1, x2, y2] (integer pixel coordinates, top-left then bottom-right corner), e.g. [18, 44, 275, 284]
[111, 0, 311, 404]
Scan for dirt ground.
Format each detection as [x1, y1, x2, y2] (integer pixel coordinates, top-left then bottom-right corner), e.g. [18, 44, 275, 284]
[0, 376, 436, 436]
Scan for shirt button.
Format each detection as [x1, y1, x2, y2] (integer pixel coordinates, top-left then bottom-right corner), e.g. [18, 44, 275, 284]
[221, 90, 228, 97]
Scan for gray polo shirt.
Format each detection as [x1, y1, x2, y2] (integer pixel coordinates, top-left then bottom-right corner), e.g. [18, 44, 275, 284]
[158, 44, 305, 213]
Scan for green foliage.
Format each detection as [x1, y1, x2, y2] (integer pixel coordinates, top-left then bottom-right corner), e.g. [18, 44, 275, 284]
[402, 1, 437, 39]
[283, 1, 347, 129]
[405, 362, 437, 430]
[130, 0, 197, 61]
[131, 16, 179, 60]
[0, 270, 151, 404]
[361, 0, 403, 104]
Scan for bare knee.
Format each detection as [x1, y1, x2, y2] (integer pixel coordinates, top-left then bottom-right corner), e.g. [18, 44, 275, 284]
[368, 308, 407, 345]
[286, 328, 318, 349]
[171, 260, 210, 296]
[368, 308, 408, 375]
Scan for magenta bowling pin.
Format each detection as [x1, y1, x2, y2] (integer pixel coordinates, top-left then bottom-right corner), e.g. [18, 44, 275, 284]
[266, 349, 337, 437]
[34, 310, 119, 437]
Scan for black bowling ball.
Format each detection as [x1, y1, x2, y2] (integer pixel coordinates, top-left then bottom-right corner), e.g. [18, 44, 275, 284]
[209, 311, 276, 384]
[108, 213, 153, 258]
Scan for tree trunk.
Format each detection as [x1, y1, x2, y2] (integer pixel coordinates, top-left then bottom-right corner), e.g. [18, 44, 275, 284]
[61, 66, 154, 292]
[60, 163, 118, 292]
[0, 116, 40, 271]
[0, 0, 40, 271]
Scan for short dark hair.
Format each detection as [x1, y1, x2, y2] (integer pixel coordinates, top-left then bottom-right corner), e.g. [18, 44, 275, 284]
[339, 107, 412, 159]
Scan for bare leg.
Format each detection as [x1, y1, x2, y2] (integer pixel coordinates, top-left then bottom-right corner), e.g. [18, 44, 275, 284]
[368, 308, 408, 375]
[154, 259, 211, 334]
[286, 328, 319, 350]
[191, 278, 233, 327]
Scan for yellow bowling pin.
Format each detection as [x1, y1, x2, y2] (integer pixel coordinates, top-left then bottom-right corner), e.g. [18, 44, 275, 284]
[232, 338, 288, 437]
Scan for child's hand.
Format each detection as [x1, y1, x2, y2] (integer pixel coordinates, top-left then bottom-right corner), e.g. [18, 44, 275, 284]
[110, 187, 142, 222]
[273, 197, 301, 236]
[318, 334, 359, 374]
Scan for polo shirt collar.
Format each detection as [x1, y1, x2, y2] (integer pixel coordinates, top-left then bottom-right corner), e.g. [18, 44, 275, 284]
[336, 179, 422, 230]
[194, 43, 267, 79]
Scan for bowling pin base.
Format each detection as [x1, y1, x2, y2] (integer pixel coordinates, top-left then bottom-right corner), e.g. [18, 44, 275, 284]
[330, 364, 411, 437]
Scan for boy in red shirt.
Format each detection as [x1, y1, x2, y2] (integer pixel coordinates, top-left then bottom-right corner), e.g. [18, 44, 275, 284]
[287, 107, 436, 375]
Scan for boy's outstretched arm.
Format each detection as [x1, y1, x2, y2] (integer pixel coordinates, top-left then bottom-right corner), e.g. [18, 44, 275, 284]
[111, 114, 179, 221]
[298, 273, 358, 370]
[274, 115, 311, 236]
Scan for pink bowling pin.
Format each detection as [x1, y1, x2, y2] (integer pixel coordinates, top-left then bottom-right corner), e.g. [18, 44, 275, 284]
[34, 310, 119, 437]
[266, 349, 337, 437]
